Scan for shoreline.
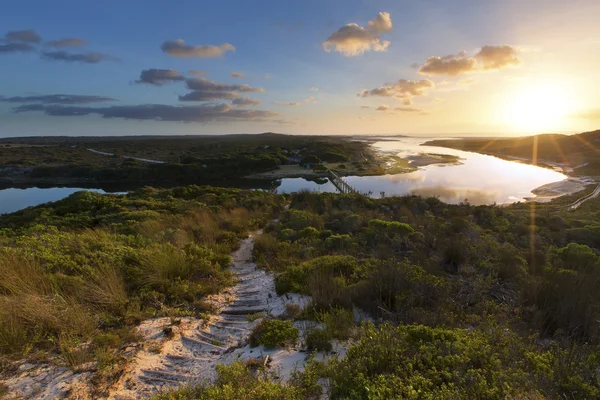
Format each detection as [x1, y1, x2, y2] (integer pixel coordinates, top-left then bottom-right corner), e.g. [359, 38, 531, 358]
[420, 143, 596, 202]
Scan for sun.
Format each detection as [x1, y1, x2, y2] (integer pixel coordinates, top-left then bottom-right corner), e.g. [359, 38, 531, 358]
[502, 84, 571, 132]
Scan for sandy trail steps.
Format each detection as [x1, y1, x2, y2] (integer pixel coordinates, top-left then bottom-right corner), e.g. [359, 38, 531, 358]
[1, 225, 347, 400]
[107, 231, 311, 399]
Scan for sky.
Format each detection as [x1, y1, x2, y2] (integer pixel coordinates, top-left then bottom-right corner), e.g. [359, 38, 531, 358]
[1, 0, 600, 137]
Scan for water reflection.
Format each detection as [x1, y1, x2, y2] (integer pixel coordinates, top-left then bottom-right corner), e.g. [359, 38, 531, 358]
[0, 187, 107, 214]
[275, 137, 567, 205]
[0, 137, 568, 213]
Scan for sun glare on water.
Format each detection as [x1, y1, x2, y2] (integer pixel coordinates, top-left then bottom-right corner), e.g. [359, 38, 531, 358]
[502, 84, 571, 132]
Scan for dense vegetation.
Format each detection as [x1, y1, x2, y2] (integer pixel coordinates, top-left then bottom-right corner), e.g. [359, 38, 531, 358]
[0, 186, 284, 392]
[248, 190, 600, 398]
[426, 129, 600, 175]
[2, 183, 600, 399]
[0, 133, 374, 188]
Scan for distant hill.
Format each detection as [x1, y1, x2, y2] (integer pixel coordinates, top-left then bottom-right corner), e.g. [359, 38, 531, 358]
[425, 129, 600, 173]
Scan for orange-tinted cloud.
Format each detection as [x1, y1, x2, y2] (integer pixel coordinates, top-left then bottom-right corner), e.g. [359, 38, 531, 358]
[323, 12, 392, 56]
[358, 79, 434, 103]
[418, 45, 521, 76]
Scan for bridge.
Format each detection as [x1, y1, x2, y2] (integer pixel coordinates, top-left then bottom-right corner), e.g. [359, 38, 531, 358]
[326, 167, 361, 195]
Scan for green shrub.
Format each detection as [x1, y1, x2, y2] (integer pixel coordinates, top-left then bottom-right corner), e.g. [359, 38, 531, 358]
[249, 319, 299, 348]
[318, 307, 354, 340]
[151, 361, 319, 399]
[367, 219, 414, 236]
[327, 323, 588, 400]
[306, 329, 332, 352]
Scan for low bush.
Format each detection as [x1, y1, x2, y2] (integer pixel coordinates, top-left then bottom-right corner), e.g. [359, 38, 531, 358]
[327, 323, 599, 399]
[318, 307, 355, 341]
[152, 361, 321, 400]
[305, 329, 332, 352]
[249, 319, 299, 348]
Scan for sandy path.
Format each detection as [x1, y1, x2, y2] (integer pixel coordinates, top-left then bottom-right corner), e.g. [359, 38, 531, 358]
[108, 231, 311, 399]
[87, 148, 166, 164]
[1, 229, 343, 399]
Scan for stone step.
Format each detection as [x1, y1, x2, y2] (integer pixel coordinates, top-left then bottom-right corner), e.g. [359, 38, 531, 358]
[219, 313, 248, 321]
[165, 354, 212, 362]
[238, 274, 262, 287]
[209, 322, 249, 332]
[221, 307, 267, 316]
[141, 369, 194, 382]
[234, 290, 262, 296]
[229, 301, 267, 309]
[181, 334, 227, 351]
[216, 318, 250, 325]
[139, 375, 180, 385]
[196, 330, 229, 344]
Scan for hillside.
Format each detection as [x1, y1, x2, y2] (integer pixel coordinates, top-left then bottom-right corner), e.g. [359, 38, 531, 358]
[1, 186, 600, 398]
[425, 129, 600, 174]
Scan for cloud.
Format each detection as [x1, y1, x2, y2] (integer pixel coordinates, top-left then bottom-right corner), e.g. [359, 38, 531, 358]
[475, 45, 521, 70]
[0, 42, 36, 53]
[185, 77, 264, 93]
[573, 108, 600, 120]
[189, 70, 208, 76]
[0, 94, 116, 104]
[178, 91, 239, 101]
[179, 78, 264, 102]
[360, 105, 371, 109]
[5, 29, 42, 43]
[47, 38, 87, 47]
[161, 39, 235, 58]
[13, 103, 278, 123]
[358, 79, 434, 103]
[394, 107, 422, 113]
[273, 101, 301, 107]
[232, 97, 260, 107]
[418, 53, 477, 76]
[42, 50, 119, 63]
[376, 105, 389, 111]
[418, 45, 521, 76]
[309, 87, 319, 92]
[230, 71, 245, 78]
[135, 69, 185, 85]
[323, 12, 392, 56]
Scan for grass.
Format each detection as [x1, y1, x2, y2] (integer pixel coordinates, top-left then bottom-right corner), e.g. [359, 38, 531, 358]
[0, 186, 283, 370]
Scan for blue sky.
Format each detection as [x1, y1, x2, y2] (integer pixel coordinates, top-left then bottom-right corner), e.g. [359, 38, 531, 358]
[2, 0, 600, 136]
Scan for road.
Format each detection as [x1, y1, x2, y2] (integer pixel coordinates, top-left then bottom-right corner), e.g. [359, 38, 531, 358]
[567, 184, 600, 210]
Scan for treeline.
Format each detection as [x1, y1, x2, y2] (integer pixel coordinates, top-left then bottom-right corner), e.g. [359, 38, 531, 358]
[1, 133, 366, 185]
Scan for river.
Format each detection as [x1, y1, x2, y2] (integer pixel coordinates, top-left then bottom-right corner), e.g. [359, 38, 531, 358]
[0, 137, 567, 214]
